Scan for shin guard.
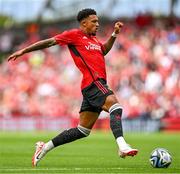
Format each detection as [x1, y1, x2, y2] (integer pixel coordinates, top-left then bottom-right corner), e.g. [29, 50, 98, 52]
[52, 126, 90, 147]
[109, 103, 123, 139]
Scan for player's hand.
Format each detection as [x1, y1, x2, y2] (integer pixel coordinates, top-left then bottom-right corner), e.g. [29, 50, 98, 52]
[114, 22, 124, 34]
[7, 50, 24, 61]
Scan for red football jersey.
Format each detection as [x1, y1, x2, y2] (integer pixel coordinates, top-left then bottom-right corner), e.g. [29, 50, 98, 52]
[54, 29, 106, 90]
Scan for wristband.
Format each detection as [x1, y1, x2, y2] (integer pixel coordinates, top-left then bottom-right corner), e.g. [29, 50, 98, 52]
[112, 32, 118, 37]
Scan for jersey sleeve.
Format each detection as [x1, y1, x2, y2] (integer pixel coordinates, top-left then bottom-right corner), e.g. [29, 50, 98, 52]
[54, 30, 76, 46]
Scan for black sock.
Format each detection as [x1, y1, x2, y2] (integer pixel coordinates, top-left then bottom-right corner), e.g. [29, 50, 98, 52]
[110, 105, 123, 139]
[52, 127, 86, 147]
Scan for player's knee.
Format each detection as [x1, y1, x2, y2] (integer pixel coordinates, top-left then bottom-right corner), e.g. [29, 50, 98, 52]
[77, 125, 91, 137]
[109, 103, 123, 114]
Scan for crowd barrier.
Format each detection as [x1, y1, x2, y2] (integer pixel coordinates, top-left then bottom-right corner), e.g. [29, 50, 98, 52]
[0, 117, 161, 132]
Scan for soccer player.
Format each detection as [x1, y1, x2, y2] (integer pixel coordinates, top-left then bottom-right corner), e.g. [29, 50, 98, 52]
[8, 8, 138, 167]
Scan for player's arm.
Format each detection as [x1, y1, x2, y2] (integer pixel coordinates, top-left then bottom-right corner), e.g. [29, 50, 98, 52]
[103, 22, 123, 55]
[8, 38, 57, 61]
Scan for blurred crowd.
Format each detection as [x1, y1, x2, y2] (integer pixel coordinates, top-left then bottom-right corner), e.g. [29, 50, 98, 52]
[0, 17, 180, 120]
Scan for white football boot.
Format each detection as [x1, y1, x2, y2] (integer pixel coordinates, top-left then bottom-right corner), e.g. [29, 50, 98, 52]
[32, 141, 47, 167]
[119, 144, 138, 158]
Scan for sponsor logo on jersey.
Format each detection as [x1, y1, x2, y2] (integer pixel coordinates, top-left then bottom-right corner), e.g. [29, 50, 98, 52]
[85, 42, 101, 51]
[83, 36, 88, 39]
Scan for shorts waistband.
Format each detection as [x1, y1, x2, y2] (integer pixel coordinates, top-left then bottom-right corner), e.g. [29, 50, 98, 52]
[82, 78, 107, 92]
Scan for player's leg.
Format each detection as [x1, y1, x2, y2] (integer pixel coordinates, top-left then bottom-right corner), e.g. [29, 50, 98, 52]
[102, 94, 138, 158]
[32, 111, 99, 166]
[51, 111, 99, 147]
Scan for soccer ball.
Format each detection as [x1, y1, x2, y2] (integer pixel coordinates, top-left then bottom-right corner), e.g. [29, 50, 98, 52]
[149, 148, 172, 168]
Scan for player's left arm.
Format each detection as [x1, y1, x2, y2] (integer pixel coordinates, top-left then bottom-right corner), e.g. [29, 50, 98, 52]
[102, 22, 123, 55]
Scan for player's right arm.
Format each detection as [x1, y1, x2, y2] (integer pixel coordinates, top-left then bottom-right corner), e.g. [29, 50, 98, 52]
[8, 38, 57, 61]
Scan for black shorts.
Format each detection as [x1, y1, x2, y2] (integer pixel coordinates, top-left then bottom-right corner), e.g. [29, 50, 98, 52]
[80, 78, 114, 114]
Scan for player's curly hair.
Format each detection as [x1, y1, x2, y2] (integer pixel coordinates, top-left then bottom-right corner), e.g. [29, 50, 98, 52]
[77, 8, 97, 22]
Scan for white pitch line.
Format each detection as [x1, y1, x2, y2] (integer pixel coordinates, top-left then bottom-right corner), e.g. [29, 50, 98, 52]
[0, 167, 130, 171]
[0, 168, 179, 174]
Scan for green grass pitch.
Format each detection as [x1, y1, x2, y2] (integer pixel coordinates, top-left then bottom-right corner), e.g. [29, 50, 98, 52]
[0, 131, 180, 174]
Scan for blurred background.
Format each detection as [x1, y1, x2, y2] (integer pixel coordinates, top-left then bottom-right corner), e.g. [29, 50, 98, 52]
[0, 0, 180, 132]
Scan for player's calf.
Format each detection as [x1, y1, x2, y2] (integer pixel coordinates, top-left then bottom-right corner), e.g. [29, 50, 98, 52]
[52, 125, 91, 147]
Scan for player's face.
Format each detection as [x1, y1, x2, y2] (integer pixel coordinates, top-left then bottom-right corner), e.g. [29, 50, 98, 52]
[83, 15, 99, 36]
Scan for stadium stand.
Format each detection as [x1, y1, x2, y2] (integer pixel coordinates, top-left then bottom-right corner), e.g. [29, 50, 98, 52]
[0, 16, 180, 131]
